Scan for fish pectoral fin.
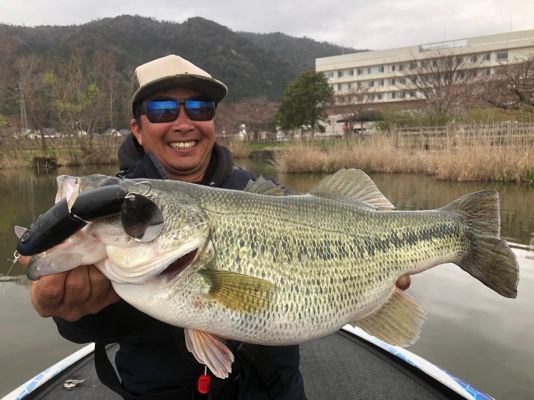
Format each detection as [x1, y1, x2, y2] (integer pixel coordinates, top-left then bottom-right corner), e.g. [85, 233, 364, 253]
[354, 287, 426, 347]
[200, 270, 274, 313]
[184, 328, 234, 379]
[310, 169, 394, 210]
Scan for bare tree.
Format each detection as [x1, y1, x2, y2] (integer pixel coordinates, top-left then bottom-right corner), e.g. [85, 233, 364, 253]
[335, 84, 373, 136]
[0, 36, 18, 125]
[217, 96, 278, 141]
[16, 55, 50, 149]
[481, 54, 534, 110]
[401, 52, 483, 123]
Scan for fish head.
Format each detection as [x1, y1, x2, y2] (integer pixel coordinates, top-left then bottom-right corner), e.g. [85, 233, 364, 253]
[28, 176, 212, 288]
[98, 180, 212, 285]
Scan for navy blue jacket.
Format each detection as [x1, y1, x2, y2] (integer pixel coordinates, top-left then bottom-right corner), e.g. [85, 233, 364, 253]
[54, 135, 306, 400]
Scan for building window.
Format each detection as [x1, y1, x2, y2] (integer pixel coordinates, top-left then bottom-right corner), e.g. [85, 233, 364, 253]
[391, 64, 396, 72]
[378, 65, 384, 73]
[337, 84, 342, 91]
[367, 67, 372, 74]
[391, 92, 396, 99]
[390, 78, 396, 85]
[348, 70, 354, 76]
[470, 55, 477, 63]
[347, 83, 352, 90]
[409, 62, 416, 70]
[368, 80, 374, 88]
[496, 50, 508, 61]
[400, 92, 406, 98]
[483, 53, 491, 61]
[377, 93, 383, 100]
[324, 71, 333, 79]
[379, 79, 384, 86]
[357, 68, 363, 75]
[356, 82, 361, 89]
[338, 71, 344, 78]
[399, 64, 404, 71]
[399, 77, 406, 85]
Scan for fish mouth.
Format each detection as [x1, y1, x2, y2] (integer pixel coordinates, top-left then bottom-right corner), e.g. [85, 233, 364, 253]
[161, 248, 199, 278]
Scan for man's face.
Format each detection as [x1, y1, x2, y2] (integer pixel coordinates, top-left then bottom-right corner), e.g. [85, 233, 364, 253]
[131, 87, 216, 183]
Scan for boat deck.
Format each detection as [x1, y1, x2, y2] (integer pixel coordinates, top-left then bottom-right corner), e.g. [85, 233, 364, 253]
[23, 330, 465, 399]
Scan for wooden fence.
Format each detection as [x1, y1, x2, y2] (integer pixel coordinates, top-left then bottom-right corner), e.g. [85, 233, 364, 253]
[387, 122, 534, 150]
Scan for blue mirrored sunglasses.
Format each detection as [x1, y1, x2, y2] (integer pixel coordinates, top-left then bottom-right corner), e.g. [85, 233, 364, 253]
[140, 98, 216, 123]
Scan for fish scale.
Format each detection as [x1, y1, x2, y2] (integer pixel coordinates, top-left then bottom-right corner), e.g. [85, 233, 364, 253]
[157, 190, 470, 342]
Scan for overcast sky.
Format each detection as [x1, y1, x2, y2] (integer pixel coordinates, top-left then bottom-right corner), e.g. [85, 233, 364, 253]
[1, 0, 534, 50]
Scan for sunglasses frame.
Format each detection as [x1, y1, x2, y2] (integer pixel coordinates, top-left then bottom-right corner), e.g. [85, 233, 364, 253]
[138, 97, 217, 123]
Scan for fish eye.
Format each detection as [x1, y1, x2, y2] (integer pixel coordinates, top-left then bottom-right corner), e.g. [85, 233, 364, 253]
[121, 193, 164, 242]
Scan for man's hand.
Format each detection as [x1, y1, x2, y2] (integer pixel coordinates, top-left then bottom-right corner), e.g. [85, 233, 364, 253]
[19, 256, 120, 321]
[395, 274, 411, 290]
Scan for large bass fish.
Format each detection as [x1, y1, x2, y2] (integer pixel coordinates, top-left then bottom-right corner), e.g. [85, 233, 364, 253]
[18, 169, 519, 378]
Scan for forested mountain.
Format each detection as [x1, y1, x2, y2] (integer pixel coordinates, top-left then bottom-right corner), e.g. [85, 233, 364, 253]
[0, 15, 357, 131]
[1, 15, 355, 99]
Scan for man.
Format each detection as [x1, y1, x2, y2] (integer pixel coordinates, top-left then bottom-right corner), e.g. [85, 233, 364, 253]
[25, 54, 410, 399]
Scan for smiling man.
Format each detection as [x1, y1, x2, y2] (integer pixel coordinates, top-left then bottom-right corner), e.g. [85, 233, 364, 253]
[28, 54, 307, 400]
[27, 54, 409, 400]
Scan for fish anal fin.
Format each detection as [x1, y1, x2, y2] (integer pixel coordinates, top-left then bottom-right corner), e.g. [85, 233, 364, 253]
[184, 328, 234, 379]
[200, 270, 273, 313]
[310, 169, 394, 210]
[354, 287, 425, 347]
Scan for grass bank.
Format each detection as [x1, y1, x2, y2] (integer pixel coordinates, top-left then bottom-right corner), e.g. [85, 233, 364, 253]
[275, 132, 534, 183]
[0, 135, 121, 169]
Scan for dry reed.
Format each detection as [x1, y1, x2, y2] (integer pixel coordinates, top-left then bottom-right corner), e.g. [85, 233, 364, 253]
[226, 140, 251, 159]
[276, 130, 534, 183]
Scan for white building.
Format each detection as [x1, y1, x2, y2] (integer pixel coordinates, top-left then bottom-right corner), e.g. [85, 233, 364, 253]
[316, 29, 534, 108]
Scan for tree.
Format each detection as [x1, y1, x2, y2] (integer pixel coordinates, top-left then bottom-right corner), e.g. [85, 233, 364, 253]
[334, 84, 373, 136]
[401, 52, 483, 124]
[481, 54, 534, 111]
[277, 70, 333, 134]
[217, 96, 278, 140]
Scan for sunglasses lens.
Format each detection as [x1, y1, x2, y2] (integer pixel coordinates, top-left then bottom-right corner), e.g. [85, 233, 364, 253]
[146, 100, 179, 123]
[185, 99, 216, 121]
[121, 193, 164, 242]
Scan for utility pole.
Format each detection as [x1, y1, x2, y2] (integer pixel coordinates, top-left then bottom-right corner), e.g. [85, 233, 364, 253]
[19, 83, 29, 134]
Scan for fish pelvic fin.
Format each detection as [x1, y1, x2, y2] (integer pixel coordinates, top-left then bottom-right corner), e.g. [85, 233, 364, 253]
[442, 190, 519, 298]
[309, 169, 394, 210]
[200, 270, 274, 313]
[184, 328, 234, 379]
[354, 287, 425, 347]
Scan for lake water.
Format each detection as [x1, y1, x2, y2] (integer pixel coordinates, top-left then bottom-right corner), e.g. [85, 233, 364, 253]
[0, 162, 533, 399]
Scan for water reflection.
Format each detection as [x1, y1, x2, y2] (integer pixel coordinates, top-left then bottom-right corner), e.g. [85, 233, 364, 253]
[1, 164, 533, 399]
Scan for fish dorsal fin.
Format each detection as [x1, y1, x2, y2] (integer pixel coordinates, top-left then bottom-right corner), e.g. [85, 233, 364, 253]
[244, 176, 285, 196]
[354, 287, 425, 347]
[184, 328, 234, 378]
[310, 169, 394, 210]
[200, 270, 274, 313]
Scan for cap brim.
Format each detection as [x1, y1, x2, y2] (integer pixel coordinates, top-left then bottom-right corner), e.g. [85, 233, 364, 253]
[132, 74, 227, 113]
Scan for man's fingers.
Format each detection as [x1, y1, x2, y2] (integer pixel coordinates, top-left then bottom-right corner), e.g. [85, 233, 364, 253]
[62, 266, 91, 307]
[31, 273, 67, 316]
[85, 267, 120, 314]
[18, 255, 31, 268]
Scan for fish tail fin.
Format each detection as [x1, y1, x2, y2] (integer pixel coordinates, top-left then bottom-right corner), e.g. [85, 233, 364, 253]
[442, 190, 519, 298]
